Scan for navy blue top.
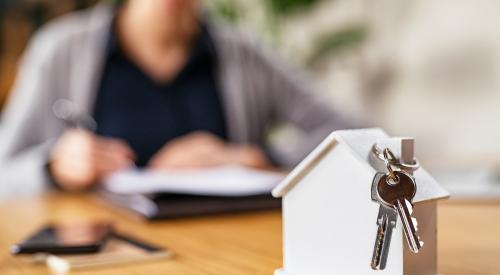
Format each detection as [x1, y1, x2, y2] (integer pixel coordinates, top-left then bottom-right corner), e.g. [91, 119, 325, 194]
[93, 24, 228, 167]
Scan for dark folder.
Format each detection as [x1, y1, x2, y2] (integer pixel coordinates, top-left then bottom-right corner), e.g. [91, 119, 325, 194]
[99, 190, 281, 220]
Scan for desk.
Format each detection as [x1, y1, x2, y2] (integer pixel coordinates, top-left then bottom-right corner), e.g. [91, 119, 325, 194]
[0, 193, 499, 274]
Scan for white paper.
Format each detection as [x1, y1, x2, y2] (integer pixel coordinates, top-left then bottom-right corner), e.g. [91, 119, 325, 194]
[103, 165, 285, 197]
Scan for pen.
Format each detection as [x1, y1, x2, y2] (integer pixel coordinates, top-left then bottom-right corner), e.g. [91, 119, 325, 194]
[52, 99, 97, 132]
[52, 99, 137, 168]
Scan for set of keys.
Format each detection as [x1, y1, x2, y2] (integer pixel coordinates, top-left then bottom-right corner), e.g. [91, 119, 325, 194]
[370, 147, 423, 270]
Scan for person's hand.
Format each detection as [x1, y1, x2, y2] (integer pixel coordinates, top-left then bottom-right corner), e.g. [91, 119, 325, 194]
[48, 129, 135, 191]
[147, 131, 271, 170]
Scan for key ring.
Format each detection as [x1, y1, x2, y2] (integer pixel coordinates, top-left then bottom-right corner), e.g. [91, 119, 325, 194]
[371, 144, 420, 172]
[382, 148, 399, 185]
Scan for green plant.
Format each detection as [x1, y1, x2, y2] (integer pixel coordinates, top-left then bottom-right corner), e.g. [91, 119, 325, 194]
[206, 0, 368, 67]
[267, 0, 321, 16]
[307, 25, 367, 67]
[209, 0, 242, 24]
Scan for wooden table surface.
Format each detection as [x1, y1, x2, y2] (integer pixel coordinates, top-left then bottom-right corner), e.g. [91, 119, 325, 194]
[0, 193, 499, 275]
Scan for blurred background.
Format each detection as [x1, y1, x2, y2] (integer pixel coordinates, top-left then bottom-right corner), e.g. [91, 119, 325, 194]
[1, 0, 500, 197]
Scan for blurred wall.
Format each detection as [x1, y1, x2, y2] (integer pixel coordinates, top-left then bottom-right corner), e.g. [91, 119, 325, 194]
[253, 0, 500, 171]
[364, 0, 500, 171]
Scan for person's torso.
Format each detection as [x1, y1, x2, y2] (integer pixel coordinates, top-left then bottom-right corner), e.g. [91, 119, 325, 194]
[93, 23, 227, 166]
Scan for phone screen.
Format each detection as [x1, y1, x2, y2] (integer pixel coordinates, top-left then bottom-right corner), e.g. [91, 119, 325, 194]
[11, 222, 112, 255]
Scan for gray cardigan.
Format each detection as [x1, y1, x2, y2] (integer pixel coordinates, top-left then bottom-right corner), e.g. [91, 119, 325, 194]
[0, 4, 351, 195]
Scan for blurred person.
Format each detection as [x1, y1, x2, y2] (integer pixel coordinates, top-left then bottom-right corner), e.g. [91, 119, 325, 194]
[0, 0, 353, 193]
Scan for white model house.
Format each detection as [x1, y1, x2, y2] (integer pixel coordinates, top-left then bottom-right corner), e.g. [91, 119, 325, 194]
[272, 128, 449, 275]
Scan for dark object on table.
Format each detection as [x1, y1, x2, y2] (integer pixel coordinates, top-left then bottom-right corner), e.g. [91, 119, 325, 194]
[11, 222, 112, 255]
[100, 190, 281, 220]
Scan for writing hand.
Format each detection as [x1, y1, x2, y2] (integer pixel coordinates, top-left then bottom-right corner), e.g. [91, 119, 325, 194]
[48, 129, 135, 191]
[147, 131, 271, 170]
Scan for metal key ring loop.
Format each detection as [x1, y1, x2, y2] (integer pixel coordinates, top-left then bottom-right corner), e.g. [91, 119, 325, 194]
[398, 160, 421, 172]
[371, 144, 420, 172]
[371, 144, 386, 163]
[383, 148, 399, 184]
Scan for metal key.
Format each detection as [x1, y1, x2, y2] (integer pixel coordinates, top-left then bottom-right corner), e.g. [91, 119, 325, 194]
[377, 170, 423, 253]
[371, 204, 397, 270]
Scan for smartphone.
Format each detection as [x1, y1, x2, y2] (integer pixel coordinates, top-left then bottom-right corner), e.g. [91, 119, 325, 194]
[11, 222, 113, 255]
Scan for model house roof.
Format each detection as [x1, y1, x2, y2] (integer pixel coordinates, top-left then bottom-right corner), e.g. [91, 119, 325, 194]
[272, 128, 449, 203]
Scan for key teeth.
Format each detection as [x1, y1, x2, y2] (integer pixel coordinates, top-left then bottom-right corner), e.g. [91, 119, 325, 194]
[371, 223, 386, 270]
[398, 199, 423, 253]
[417, 236, 424, 249]
[406, 201, 420, 233]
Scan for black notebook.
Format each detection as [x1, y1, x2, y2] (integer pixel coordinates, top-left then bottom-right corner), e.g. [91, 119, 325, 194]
[99, 190, 281, 220]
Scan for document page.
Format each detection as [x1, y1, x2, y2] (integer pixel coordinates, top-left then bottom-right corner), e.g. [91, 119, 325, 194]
[103, 165, 285, 196]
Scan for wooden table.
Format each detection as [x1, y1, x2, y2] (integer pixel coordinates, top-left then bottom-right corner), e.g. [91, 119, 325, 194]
[0, 193, 498, 274]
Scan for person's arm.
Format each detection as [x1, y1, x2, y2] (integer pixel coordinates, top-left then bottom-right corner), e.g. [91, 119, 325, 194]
[0, 30, 61, 196]
[247, 43, 360, 167]
[0, 32, 136, 195]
